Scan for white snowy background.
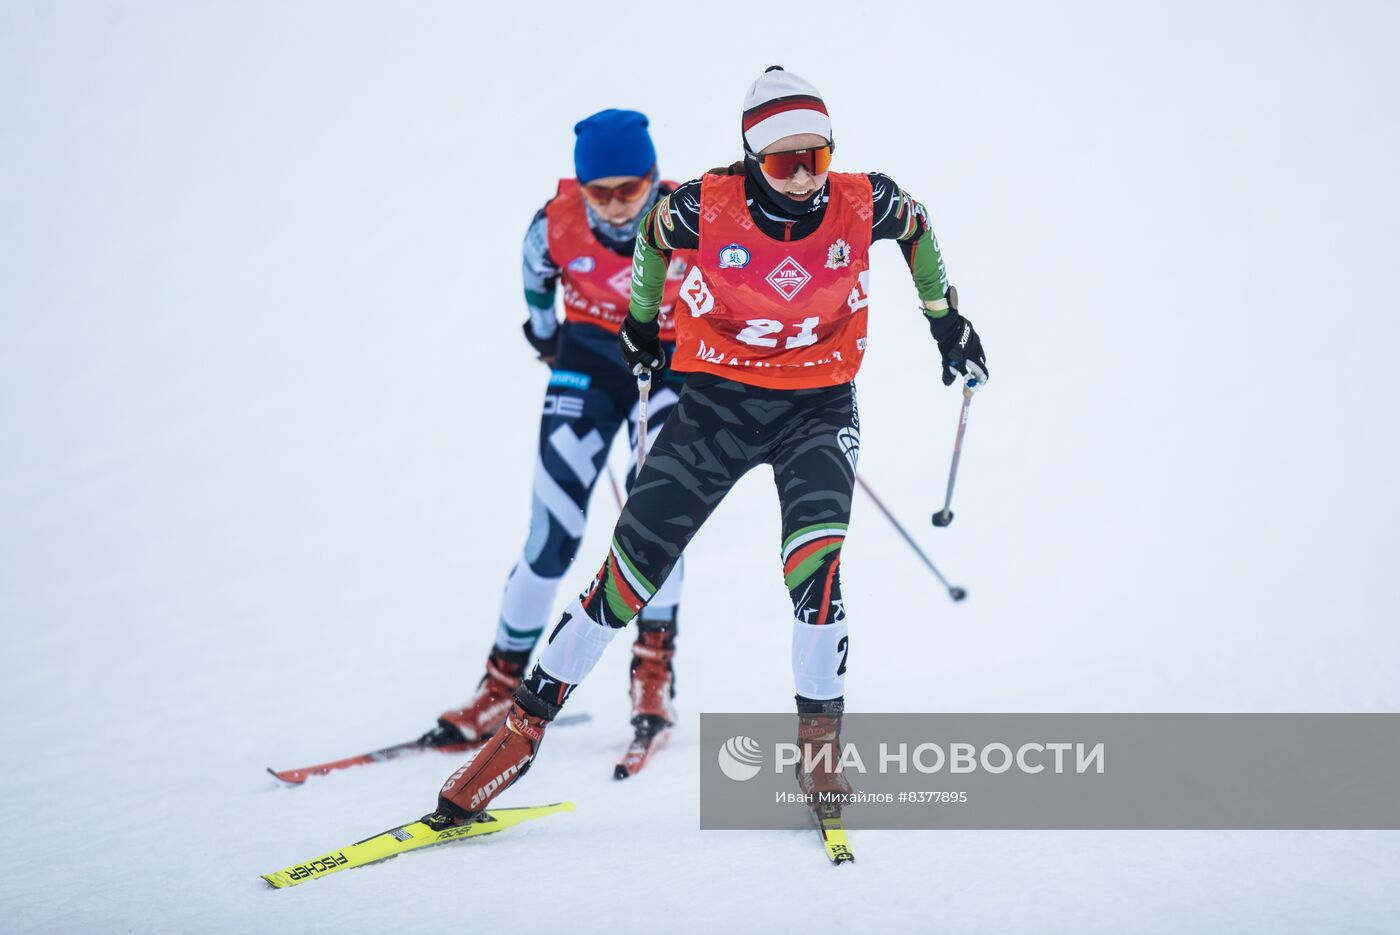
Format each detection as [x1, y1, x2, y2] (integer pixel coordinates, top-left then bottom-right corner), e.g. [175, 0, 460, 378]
[2, 1, 1398, 932]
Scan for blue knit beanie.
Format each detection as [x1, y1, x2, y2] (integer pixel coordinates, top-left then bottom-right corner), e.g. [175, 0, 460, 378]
[573, 109, 656, 182]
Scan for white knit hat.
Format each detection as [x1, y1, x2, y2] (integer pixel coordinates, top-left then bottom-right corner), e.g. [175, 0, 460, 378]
[741, 66, 832, 154]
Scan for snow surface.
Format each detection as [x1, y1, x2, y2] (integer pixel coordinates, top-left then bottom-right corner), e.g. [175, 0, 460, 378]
[2, 1, 1398, 932]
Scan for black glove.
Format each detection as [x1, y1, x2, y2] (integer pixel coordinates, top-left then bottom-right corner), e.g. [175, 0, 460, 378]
[925, 288, 988, 386]
[521, 321, 558, 367]
[618, 314, 666, 375]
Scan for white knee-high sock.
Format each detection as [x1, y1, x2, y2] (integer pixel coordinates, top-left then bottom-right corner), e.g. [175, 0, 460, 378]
[535, 598, 624, 685]
[791, 617, 849, 700]
[493, 560, 564, 653]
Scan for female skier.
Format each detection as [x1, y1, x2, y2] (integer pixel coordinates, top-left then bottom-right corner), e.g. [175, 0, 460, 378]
[433, 110, 692, 771]
[432, 68, 988, 820]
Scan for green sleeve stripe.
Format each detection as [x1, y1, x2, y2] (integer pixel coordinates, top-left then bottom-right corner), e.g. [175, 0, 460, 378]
[650, 207, 675, 251]
[908, 228, 949, 305]
[900, 206, 917, 240]
[627, 208, 669, 324]
[524, 287, 554, 310]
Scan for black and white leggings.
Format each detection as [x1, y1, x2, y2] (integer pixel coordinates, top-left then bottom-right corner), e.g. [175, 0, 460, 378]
[491, 321, 682, 656]
[529, 372, 860, 708]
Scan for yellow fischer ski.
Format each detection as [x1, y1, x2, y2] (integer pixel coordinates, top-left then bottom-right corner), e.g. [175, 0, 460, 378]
[814, 811, 855, 865]
[262, 801, 575, 888]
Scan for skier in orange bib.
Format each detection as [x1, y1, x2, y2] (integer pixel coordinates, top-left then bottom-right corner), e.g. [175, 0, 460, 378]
[432, 67, 989, 823]
[434, 110, 695, 771]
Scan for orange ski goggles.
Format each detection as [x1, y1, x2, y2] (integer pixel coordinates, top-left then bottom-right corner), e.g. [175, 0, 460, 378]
[754, 144, 833, 179]
[581, 170, 655, 205]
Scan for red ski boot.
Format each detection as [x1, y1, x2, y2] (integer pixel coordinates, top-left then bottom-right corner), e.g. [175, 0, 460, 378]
[437, 649, 528, 744]
[614, 620, 677, 779]
[794, 701, 853, 816]
[434, 692, 555, 824]
[630, 624, 677, 728]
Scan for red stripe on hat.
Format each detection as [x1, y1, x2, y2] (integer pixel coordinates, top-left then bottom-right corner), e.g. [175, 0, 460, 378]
[742, 95, 829, 133]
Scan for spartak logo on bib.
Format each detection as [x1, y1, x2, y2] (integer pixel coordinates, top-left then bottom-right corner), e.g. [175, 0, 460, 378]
[765, 257, 811, 301]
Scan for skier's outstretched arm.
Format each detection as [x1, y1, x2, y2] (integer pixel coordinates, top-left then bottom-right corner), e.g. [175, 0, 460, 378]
[870, 172, 989, 386]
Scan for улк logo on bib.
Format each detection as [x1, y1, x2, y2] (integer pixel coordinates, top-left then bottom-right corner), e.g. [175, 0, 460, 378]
[765, 257, 811, 301]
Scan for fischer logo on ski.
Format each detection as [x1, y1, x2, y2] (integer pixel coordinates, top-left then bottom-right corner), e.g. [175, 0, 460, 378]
[287, 853, 349, 882]
[261, 802, 576, 888]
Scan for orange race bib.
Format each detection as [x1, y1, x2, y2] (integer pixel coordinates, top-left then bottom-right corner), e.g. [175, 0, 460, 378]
[671, 172, 873, 388]
[546, 179, 690, 342]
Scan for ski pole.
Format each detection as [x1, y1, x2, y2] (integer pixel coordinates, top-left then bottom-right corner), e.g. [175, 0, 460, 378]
[604, 462, 625, 510]
[931, 377, 979, 528]
[854, 474, 967, 602]
[634, 371, 651, 473]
